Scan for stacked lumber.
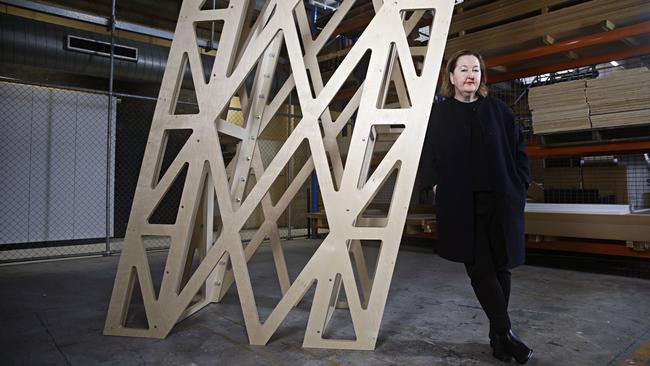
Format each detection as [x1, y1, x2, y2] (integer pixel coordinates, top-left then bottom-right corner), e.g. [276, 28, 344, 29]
[447, 0, 650, 58]
[528, 80, 589, 134]
[587, 68, 650, 128]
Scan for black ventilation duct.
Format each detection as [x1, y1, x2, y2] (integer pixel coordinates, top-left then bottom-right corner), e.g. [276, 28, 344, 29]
[0, 13, 194, 87]
[0, 13, 290, 94]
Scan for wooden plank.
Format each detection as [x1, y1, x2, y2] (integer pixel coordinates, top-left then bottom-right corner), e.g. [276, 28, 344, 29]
[525, 211, 650, 242]
[450, 0, 573, 35]
[446, 0, 650, 57]
[526, 240, 650, 258]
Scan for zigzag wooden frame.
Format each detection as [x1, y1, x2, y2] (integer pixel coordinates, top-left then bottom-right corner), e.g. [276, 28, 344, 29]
[104, 0, 453, 350]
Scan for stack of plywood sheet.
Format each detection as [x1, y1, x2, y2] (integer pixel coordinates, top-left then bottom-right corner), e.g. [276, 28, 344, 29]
[587, 68, 650, 129]
[528, 80, 590, 134]
[446, 0, 650, 58]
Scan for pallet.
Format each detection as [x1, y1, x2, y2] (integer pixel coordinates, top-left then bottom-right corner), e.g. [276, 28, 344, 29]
[539, 123, 650, 146]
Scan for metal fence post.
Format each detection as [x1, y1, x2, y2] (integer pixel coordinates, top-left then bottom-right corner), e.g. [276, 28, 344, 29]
[105, 0, 117, 256]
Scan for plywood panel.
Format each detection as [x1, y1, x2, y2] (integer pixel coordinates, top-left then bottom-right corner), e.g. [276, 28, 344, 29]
[104, 0, 453, 351]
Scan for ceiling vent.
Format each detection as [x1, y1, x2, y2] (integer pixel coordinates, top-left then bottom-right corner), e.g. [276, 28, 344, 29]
[66, 35, 138, 62]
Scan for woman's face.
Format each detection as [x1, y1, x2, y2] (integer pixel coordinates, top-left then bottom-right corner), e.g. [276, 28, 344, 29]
[450, 55, 481, 100]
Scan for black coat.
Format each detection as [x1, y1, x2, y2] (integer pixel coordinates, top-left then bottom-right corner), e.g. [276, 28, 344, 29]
[421, 96, 530, 268]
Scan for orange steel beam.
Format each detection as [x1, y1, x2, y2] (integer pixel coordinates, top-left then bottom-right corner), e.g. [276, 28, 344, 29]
[526, 140, 650, 159]
[526, 241, 650, 259]
[326, 5, 433, 38]
[487, 20, 650, 67]
[488, 44, 650, 84]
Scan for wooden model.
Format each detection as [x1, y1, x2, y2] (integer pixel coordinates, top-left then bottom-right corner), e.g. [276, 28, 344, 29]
[105, 0, 453, 350]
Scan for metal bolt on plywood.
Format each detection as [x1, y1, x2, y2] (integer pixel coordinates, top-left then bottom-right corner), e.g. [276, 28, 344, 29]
[104, 0, 453, 350]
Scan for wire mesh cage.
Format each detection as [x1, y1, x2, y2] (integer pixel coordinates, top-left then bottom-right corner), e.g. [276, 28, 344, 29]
[490, 55, 650, 212]
[0, 78, 308, 264]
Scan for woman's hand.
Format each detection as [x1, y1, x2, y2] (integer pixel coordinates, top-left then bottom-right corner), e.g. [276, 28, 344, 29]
[433, 185, 437, 194]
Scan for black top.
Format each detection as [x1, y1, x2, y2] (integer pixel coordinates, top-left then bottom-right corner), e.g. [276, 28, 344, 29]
[420, 96, 531, 268]
[449, 98, 493, 192]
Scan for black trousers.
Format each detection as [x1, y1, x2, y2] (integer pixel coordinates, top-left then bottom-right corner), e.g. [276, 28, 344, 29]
[464, 191, 511, 338]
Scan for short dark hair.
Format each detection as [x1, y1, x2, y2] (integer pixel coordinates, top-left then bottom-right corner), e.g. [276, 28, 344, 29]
[441, 49, 488, 98]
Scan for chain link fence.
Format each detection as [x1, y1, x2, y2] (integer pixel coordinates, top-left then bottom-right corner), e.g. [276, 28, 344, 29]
[0, 81, 115, 262]
[0, 79, 309, 263]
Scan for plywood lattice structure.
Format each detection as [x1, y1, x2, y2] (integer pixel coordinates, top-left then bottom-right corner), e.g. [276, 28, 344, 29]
[104, 0, 453, 350]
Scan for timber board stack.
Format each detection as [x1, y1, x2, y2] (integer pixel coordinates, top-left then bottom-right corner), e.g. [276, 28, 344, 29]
[587, 68, 650, 129]
[528, 80, 590, 134]
[447, 0, 650, 58]
[528, 68, 650, 134]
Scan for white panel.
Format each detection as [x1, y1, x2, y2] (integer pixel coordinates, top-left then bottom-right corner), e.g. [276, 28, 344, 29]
[29, 89, 77, 242]
[0, 83, 32, 244]
[0, 82, 115, 245]
[75, 92, 115, 239]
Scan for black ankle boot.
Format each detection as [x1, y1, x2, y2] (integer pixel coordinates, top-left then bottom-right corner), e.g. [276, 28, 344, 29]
[490, 336, 513, 362]
[500, 330, 533, 364]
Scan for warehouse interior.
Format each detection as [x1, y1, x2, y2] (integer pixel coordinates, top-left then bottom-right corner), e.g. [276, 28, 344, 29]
[1, 0, 650, 365]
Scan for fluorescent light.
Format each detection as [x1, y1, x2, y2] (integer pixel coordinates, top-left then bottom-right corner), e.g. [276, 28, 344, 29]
[610, 61, 619, 67]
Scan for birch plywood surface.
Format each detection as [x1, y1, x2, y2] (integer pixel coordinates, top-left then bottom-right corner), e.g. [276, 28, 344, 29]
[587, 68, 650, 128]
[529, 68, 650, 134]
[104, 0, 453, 350]
[528, 80, 590, 134]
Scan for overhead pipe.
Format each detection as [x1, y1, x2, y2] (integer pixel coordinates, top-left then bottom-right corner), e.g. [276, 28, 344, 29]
[0, 13, 205, 88]
[0, 13, 290, 93]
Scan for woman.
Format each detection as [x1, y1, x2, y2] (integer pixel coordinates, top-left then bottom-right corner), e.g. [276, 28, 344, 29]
[421, 49, 533, 364]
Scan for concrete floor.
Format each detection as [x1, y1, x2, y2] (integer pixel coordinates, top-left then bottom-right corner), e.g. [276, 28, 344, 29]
[1, 239, 649, 366]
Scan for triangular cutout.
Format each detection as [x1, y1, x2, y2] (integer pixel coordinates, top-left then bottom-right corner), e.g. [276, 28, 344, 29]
[157, 129, 193, 184]
[267, 279, 318, 344]
[322, 48, 371, 136]
[266, 39, 291, 104]
[213, 192, 224, 245]
[180, 246, 205, 307]
[349, 240, 380, 309]
[363, 124, 404, 179]
[321, 274, 357, 341]
[325, 49, 372, 105]
[200, 0, 230, 11]
[355, 166, 400, 228]
[315, 49, 373, 191]
[149, 163, 189, 225]
[124, 267, 151, 330]
[376, 50, 413, 109]
[195, 20, 225, 82]
[173, 53, 201, 115]
[256, 138, 310, 206]
[142, 235, 171, 300]
[400, 9, 436, 78]
[227, 1, 277, 79]
[231, 32, 288, 131]
[245, 230, 285, 323]
[178, 171, 214, 305]
[313, 1, 377, 63]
